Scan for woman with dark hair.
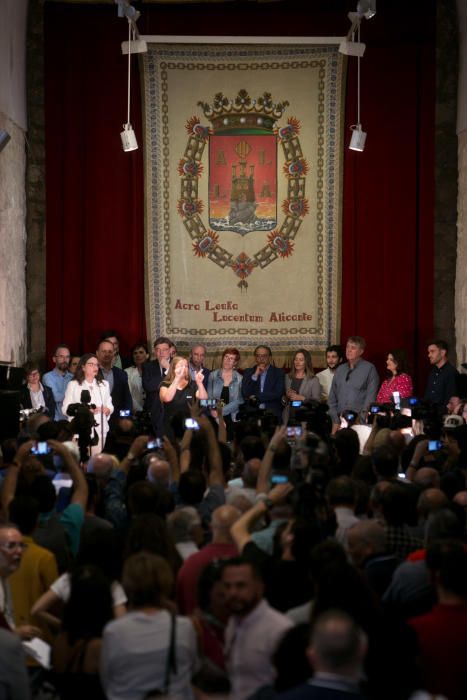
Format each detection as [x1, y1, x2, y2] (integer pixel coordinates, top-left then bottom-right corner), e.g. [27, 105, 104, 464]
[32, 529, 127, 630]
[101, 552, 199, 700]
[20, 360, 56, 418]
[51, 565, 113, 699]
[123, 513, 183, 580]
[159, 356, 207, 440]
[208, 347, 243, 439]
[62, 353, 113, 453]
[376, 348, 413, 404]
[125, 342, 150, 412]
[283, 348, 321, 422]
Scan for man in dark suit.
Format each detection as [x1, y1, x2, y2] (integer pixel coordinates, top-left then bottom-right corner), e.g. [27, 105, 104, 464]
[100, 330, 131, 370]
[142, 336, 173, 435]
[96, 340, 132, 429]
[277, 611, 367, 699]
[241, 345, 285, 420]
[189, 343, 210, 390]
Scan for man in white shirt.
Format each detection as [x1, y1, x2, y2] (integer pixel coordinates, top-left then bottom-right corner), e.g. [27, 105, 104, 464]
[316, 344, 344, 402]
[223, 558, 293, 700]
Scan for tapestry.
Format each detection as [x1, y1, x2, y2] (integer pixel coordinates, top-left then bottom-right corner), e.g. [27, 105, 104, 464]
[142, 43, 345, 365]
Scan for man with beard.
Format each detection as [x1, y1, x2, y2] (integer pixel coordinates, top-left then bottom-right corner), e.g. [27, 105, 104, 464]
[222, 558, 292, 700]
[316, 344, 344, 402]
[43, 345, 73, 420]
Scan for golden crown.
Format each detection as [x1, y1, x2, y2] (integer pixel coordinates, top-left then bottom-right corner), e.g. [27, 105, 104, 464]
[197, 90, 289, 133]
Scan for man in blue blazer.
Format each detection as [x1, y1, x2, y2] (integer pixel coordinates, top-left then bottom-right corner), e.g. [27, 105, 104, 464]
[241, 345, 285, 421]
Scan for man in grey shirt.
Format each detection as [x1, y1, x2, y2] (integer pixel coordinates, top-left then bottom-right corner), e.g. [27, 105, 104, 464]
[328, 336, 379, 431]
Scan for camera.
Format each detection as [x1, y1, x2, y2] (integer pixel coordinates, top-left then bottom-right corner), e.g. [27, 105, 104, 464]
[119, 409, 132, 418]
[147, 438, 163, 449]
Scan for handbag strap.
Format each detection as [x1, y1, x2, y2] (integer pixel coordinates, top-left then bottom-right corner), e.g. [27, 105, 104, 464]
[161, 612, 177, 695]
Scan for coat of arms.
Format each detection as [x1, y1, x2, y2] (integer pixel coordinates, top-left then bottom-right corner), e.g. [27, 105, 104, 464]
[178, 90, 309, 288]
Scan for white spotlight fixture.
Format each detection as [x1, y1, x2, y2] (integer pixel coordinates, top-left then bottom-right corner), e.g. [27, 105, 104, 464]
[121, 123, 138, 152]
[349, 125, 367, 152]
[348, 25, 367, 153]
[339, 1, 375, 57]
[120, 21, 138, 152]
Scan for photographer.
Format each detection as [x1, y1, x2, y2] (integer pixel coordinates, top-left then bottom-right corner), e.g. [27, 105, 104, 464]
[63, 354, 113, 456]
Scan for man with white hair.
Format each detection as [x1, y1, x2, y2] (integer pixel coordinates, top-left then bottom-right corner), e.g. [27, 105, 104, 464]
[167, 507, 203, 560]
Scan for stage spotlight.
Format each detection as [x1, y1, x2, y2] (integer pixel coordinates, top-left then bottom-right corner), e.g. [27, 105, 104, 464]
[349, 125, 367, 152]
[121, 124, 138, 152]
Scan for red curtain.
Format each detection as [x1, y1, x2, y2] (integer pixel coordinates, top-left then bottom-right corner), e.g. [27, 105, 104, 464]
[44, 1, 436, 391]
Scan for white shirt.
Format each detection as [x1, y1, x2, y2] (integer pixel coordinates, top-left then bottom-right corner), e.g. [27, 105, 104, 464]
[50, 572, 127, 608]
[334, 507, 360, 550]
[28, 383, 46, 411]
[225, 598, 293, 700]
[62, 378, 113, 452]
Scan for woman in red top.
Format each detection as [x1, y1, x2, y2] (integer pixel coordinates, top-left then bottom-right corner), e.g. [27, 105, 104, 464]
[376, 348, 413, 403]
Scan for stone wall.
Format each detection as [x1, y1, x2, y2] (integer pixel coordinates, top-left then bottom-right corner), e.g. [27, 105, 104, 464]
[456, 130, 467, 365]
[26, 0, 47, 365]
[456, 0, 467, 366]
[0, 113, 27, 365]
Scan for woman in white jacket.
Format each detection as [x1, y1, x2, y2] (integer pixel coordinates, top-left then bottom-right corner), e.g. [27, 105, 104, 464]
[63, 353, 113, 455]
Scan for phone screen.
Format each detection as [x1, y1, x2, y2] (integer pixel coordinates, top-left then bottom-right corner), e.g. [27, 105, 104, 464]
[31, 441, 51, 455]
[185, 418, 200, 430]
[271, 474, 289, 484]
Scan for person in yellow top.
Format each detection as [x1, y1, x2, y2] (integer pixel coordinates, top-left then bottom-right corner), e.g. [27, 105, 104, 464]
[9, 494, 59, 643]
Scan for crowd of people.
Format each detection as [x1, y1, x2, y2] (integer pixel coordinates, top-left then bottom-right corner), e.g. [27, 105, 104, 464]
[1, 331, 467, 699]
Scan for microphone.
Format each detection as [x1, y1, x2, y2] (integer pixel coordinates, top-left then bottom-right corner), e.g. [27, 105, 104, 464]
[80, 389, 91, 404]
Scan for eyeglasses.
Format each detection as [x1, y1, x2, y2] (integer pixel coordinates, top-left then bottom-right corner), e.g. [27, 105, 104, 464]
[0, 541, 27, 552]
[255, 354, 270, 360]
[85, 361, 99, 367]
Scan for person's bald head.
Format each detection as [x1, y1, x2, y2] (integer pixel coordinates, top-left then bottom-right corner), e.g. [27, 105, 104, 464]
[211, 505, 241, 543]
[91, 453, 114, 479]
[347, 520, 386, 568]
[417, 488, 449, 520]
[147, 455, 171, 487]
[453, 491, 467, 509]
[414, 467, 441, 490]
